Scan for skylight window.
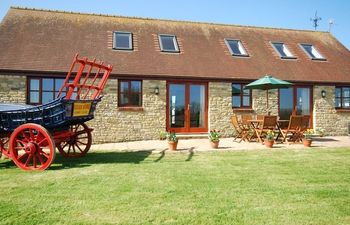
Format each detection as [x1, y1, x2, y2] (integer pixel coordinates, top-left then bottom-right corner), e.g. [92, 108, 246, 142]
[271, 42, 296, 59]
[300, 44, 325, 60]
[113, 31, 133, 50]
[159, 35, 179, 53]
[225, 39, 248, 56]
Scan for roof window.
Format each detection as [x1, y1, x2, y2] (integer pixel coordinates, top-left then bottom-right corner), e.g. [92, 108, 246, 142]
[225, 39, 249, 57]
[113, 31, 133, 50]
[271, 42, 296, 59]
[300, 44, 325, 60]
[159, 35, 179, 53]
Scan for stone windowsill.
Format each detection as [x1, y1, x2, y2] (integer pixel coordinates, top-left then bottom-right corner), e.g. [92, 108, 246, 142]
[232, 108, 254, 112]
[335, 109, 350, 113]
[118, 107, 144, 112]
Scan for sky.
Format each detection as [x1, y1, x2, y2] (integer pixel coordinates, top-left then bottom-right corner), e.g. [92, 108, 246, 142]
[0, 0, 349, 50]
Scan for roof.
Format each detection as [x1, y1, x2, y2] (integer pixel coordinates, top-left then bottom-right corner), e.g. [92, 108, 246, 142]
[0, 7, 350, 83]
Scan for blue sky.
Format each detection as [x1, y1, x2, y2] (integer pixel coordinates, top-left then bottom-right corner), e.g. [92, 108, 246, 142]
[1, 0, 349, 50]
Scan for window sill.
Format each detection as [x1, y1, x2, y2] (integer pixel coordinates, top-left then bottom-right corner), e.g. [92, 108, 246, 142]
[232, 108, 254, 112]
[335, 109, 350, 113]
[118, 107, 144, 112]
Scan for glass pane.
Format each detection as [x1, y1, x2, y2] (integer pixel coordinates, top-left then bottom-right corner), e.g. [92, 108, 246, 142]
[120, 81, 129, 92]
[243, 96, 250, 107]
[119, 93, 129, 105]
[42, 92, 54, 104]
[232, 84, 241, 95]
[296, 88, 310, 115]
[55, 79, 64, 91]
[115, 33, 131, 49]
[42, 79, 54, 91]
[279, 88, 293, 120]
[130, 93, 141, 106]
[342, 98, 350, 108]
[335, 88, 341, 98]
[335, 98, 341, 108]
[227, 40, 241, 55]
[160, 36, 177, 51]
[343, 88, 350, 97]
[302, 44, 316, 58]
[30, 91, 39, 103]
[30, 79, 39, 91]
[169, 84, 185, 128]
[131, 81, 141, 92]
[190, 85, 205, 128]
[273, 43, 287, 57]
[232, 96, 241, 108]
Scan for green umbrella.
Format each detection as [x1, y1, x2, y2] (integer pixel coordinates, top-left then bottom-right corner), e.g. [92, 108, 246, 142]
[244, 75, 293, 112]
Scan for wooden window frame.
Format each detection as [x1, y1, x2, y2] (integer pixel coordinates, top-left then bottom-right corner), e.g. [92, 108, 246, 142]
[112, 31, 133, 51]
[232, 83, 252, 109]
[335, 86, 350, 109]
[118, 80, 143, 107]
[27, 77, 65, 105]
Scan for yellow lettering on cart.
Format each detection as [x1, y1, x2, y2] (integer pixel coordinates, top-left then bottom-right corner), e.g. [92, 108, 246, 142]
[73, 102, 92, 117]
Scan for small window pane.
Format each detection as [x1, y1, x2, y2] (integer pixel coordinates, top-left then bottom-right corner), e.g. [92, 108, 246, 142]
[131, 81, 141, 92]
[119, 93, 129, 105]
[120, 82, 129, 92]
[43, 79, 54, 91]
[232, 84, 241, 95]
[301, 44, 324, 59]
[55, 79, 64, 91]
[159, 35, 178, 52]
[30, 79, 39, 91]
[272, 43, 294, 58]
[335, 98, 341, 108]
[342, 98, 350, 108]
[113, 32, 132, 50]
[130, 93, 141, 106]
[30, 91, 39, 103]
[243, 96, 250, 106]
[335, 88, 341, 98]
[226, 40, 247, 56]
[232, 96, 241, 107]
[42, 92, 54, 104]
[343, 88, 350, 98]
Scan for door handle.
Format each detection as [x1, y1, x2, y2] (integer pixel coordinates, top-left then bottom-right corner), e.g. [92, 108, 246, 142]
[187, 104, 190, 111]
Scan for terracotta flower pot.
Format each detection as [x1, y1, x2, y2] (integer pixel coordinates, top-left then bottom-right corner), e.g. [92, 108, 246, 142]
[210, 140, 220, 149]
[303, 139, 312, 147]
[168, 141, 178, 151]
[264, 139, 274, 148]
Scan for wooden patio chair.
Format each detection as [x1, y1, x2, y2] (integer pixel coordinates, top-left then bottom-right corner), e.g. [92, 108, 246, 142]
[231, 114, 250, 142]
[296, 115, 311, 142]
[241, 114, 254, 141]
[279, 115, 303, 144]
[254, 115, 277, 144]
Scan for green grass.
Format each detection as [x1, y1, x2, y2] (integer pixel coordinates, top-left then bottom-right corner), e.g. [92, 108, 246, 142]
[0, 148, 349, 225]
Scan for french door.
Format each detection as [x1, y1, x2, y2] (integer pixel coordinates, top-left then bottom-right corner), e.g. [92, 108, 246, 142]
[167, 82, 208, 133]
[279, 86, 313, 122]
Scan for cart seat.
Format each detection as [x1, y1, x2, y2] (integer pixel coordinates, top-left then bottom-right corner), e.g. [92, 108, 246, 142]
[0, 103, 33, 112]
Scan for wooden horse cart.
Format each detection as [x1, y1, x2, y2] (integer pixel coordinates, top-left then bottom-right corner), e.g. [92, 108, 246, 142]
[0, 54, 113, 170]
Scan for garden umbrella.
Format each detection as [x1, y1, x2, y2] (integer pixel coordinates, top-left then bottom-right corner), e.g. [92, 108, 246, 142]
[244, 75, 293, 112]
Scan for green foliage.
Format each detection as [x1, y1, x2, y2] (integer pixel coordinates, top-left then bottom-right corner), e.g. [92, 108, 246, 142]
[265, 129, 275, 140]
[304, 129, 314, 140]
[166, 131, 178, 143]
[208, 129, 221, 142]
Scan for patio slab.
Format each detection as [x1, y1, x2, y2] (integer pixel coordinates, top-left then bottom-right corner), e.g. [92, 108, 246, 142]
[91, 136, 350, 153]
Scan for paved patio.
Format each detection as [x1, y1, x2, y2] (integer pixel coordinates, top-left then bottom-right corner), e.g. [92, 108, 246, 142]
[91, 136, 350, 153]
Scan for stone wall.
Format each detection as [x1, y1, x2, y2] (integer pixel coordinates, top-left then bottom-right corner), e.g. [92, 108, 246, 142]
[208, 82, 234, 137]
[88, 79, 166, 143]
[313, 85, 350, 135]
[0, 75, 26, 103]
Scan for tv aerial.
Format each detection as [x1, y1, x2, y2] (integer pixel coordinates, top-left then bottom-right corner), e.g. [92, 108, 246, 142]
[310, 11, 322, 30]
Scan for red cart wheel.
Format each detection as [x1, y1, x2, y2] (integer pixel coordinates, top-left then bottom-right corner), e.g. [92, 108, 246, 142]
[9, 123, 55, 171]
[56, 123, 92, 158]
[0, 137, 10, 158]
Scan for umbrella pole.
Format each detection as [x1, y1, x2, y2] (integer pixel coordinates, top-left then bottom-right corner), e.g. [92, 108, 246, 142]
[266, 90, 269, 115]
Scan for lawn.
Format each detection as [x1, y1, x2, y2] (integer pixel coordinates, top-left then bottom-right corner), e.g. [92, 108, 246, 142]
[0, 148, 349, 225]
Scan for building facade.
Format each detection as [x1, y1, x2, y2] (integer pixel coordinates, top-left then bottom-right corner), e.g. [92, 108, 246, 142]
[0, 7, 350, 143]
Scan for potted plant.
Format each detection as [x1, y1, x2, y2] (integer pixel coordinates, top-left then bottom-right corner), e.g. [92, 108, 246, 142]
[303, 129, 314, 147]
[316, 128, 325, 137]
[159, 131, 167, 140]
[167, 132, 178, 151]
[208, 129, 221, 149]
[264, 130, 275, 148]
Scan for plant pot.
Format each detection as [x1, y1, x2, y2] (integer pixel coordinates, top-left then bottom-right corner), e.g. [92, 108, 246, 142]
[159, 137, 166, 140]
[168, 141, 178, 151]
[303, 139, 312, 147]
[210, 140, 220, 149]
[264, 139, 274, 148]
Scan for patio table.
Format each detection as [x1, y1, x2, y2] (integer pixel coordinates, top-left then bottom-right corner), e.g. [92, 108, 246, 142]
[247, 119, 289, 142]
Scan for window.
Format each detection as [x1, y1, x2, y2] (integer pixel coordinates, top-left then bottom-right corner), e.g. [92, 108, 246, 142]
[335, 87, 350, 109]
[113, 31, 133, 50]
[118, 80, 142, 107]
[225, 39, 249, 56]
[232, 83, 251, 108]
[28, 77, 77, 105]
[158, 35, 179, 53]
[300, 44, 325, 60]
[271, 42, 296, 59]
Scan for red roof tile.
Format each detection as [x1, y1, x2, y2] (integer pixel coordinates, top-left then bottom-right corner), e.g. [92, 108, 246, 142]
[0, 7, 349, 83]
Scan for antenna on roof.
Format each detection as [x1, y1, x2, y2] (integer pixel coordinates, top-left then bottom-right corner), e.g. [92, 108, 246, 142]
[328, 18, 335, 33]
[310, 11, 322, 30]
